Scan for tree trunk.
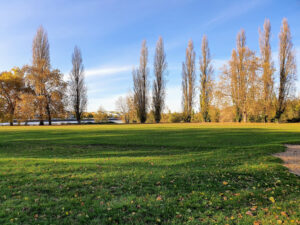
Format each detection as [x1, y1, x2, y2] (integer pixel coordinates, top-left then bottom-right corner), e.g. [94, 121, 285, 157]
[242, 110, 247, 123]
[48, 115, 52, 125]
[9, 109, 14, 126]
[76, 111, 81, 124]
[275, 110, 282, 122]
[39, 104, 44, 125]
[46, 103, 51, 125]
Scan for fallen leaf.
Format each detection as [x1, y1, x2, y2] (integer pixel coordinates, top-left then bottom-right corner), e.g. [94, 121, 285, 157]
[251, 206, 257, 211]
[246, 211, 253, 216]
[281, 211, 287, 217]
[269, 197, 275, 203]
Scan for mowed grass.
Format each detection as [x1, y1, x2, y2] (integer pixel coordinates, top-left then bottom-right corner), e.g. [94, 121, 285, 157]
[0, 123, 299, 224]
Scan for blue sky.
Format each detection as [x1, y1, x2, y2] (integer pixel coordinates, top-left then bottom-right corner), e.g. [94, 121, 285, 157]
[0, 0, 299, 112]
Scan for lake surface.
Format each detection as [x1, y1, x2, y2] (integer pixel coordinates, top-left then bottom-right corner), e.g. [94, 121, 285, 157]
[0, 118, 123, 126]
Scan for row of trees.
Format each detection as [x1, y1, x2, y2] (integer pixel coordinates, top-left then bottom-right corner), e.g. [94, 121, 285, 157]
[0, 18, 298, 125]
[126, 18, 297, 123]
[0, 26, 87, 125]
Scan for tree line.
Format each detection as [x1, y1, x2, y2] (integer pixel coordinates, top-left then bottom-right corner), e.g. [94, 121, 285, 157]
[0, 18, 298, 125]
[116, 18, 297, 124]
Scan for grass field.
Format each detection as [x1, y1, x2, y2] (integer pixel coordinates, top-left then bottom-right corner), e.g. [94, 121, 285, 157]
[0, 123, 299, 224]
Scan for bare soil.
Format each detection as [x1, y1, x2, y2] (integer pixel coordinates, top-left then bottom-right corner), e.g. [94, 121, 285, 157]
[274, 145, 300, 176]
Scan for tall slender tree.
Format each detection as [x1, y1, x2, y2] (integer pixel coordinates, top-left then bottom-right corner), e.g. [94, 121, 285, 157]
[259, 19, 275, 122]
[26, 26, 66, 125]
[29, 26, 50, 125]
[275, 18, 297, 121]
[69, 46, 87, 124]
[236, 30, 249, 122]
[152, 37, 167, 123]
[133, 40, 149, 123]
[182, 40, 196, 122]
[32, 26, 50, 70]
[199, 35, 213, 122]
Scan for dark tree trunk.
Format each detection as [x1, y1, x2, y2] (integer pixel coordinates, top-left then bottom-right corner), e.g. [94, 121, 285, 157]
[9, 108, 14, 126]
[46, 102, 51, 125]
[48, 116, 52, 125]
[76, 110, 81, 124]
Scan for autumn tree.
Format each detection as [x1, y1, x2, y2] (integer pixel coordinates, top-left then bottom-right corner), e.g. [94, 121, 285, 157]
[0, 68, 25, 126]
[246, 56, 261, 121]
[94, 106, 108, 123]
[0, 98, 4, 121]
[15, 93, 36, 125]
[69, 46, 87, 124]
[199, 35, 213, 122]
[133, 40, 149, 123]
[259, 19, 275, 122]
[152, 37, 167, 123]
[26, 26, 66, 125]
[182, 40, 196, 122]
[115, 93, 137, 123]
[275, 18, 297, 121]
[27, 26, 50, 125]
[127, 93, 138, 123]
[220, 30, 258, 122]
[44, 69, 67, 123]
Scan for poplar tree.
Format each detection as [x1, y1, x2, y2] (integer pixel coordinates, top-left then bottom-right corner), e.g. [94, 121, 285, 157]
[133, 40, 149, 123]
[275, 18, 297, 121]
[152, 37, 167, 123]
[69, 46, 87, 124]
[199, 35, 213, 122]
[182, 40, 196, 122]
[259, 19, 275, 122]
[26, 26, 66, 125]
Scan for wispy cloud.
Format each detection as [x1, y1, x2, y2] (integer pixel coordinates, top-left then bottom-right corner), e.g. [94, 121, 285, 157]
[85, 65, 133, 77]
[204, 0, 267, 28]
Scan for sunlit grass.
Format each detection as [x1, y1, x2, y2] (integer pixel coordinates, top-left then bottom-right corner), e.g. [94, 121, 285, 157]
[0, 123, 299, 224]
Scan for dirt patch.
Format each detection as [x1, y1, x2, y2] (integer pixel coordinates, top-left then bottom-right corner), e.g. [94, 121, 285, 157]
[274, 145, 300, 176]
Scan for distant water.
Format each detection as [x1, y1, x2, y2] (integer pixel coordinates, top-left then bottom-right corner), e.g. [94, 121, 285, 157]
[0, 119, 123, 126]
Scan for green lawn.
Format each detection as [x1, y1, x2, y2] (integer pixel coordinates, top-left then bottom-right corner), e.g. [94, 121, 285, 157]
[0, 123, 299, 224]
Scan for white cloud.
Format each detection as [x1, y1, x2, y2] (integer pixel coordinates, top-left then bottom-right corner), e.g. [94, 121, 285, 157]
[85, 65, 133, 77]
